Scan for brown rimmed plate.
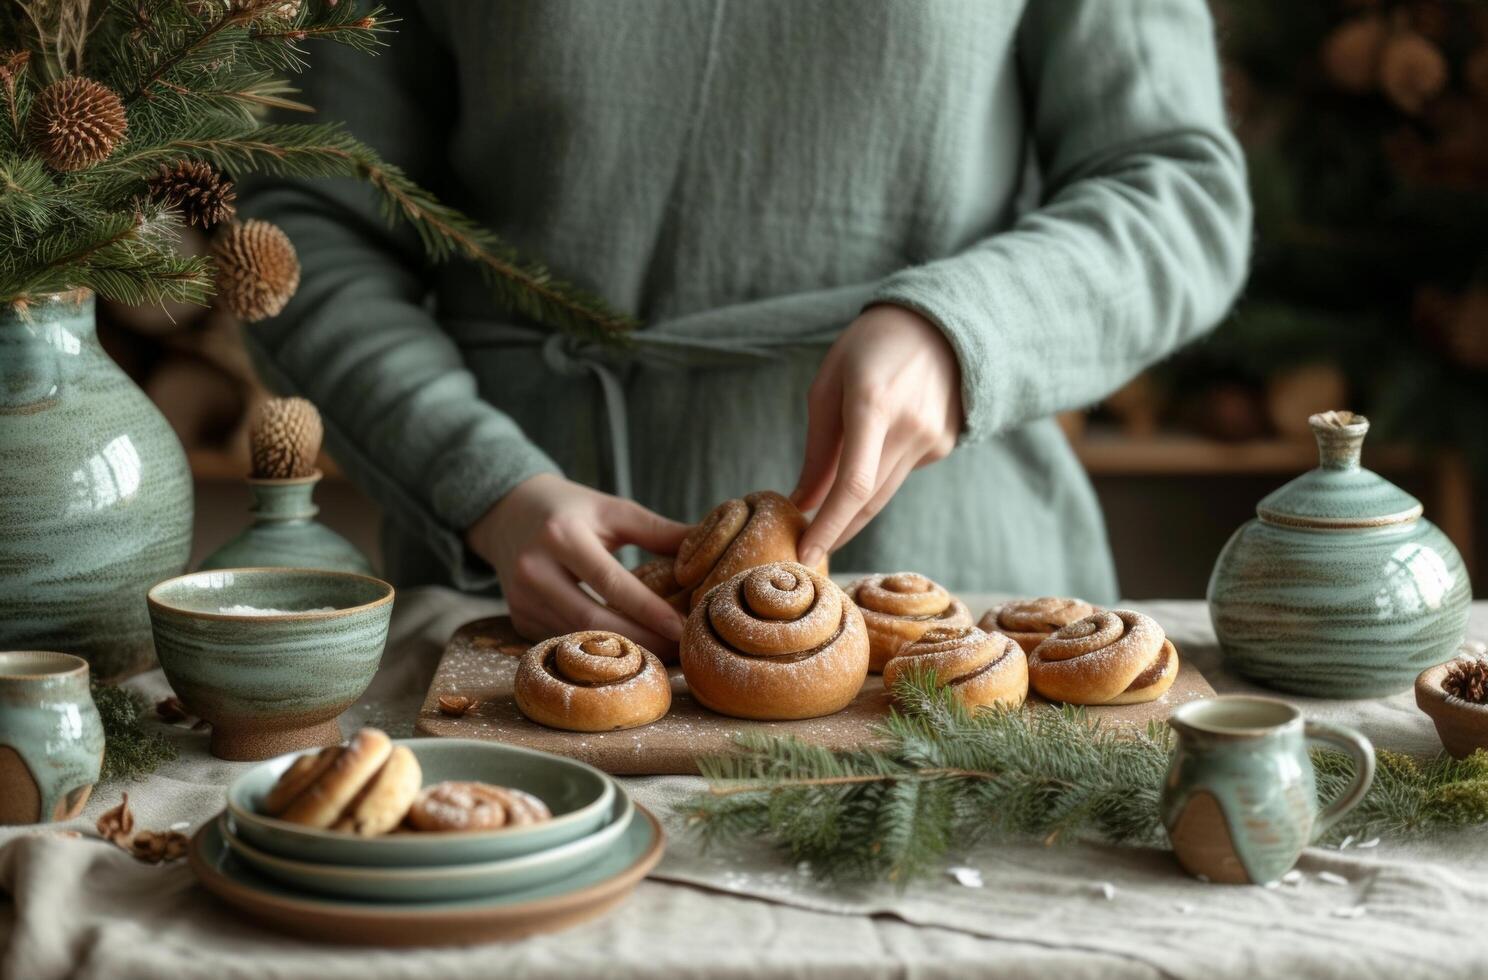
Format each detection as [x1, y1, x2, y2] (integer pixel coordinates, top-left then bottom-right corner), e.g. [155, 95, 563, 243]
[188, 803, 664, 946]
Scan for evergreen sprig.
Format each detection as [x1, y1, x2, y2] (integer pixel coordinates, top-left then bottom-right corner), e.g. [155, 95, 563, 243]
[0, 0, 634, 341]
[90, 681, 177, 781]
[680, 671, 1488, 885]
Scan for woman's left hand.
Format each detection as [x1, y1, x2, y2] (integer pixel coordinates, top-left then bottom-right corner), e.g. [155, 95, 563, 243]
[792, 303, 964, 568]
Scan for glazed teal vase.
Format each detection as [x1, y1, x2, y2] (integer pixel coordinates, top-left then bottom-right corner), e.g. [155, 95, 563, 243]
[1162, 696, 1374, 884]
[0, 292, 193, 680]
[198, 471, 373, 575]
[1208, 411, 1471, 699]
[0, 651, 106, 825]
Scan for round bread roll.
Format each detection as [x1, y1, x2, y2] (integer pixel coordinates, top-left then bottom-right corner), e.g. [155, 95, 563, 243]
[670, 491, 825, 610]
[882, 625, 1028, 711]
[978, 597, 1099, 654]
[680, 561, 869, 720]
[850, 572, 973, 672]
[407, 781, 552, 832]
[515, 631, 672, 732]
[262, 745, 341, 816]
[333, 744, 423, 836]
[1028, 609, 1179, 705]
[277, 728, 394, 828]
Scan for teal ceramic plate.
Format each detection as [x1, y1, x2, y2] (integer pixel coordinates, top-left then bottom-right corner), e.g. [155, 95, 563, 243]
[228, 739, 615, 866]
[223, 789, 633, 902]
[190, 804, 665, 946]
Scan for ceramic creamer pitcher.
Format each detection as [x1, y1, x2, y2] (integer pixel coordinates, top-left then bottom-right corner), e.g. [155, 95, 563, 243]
[0, 651, 105, 825]
[1161, 696, 1374, 885]
[1208, 410, 1471, 698]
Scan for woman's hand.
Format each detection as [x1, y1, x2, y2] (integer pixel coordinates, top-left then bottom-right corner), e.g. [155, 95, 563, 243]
[467, 474, 691, 653]
[792, 304, 964, 567]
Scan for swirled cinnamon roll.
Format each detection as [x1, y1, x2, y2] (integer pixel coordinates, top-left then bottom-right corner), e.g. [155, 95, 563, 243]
[882, 626, 1028, 710]
[669, 491, 824, 610]
[849, 572, 973, 672]
[977, 597, 1100, 654]
[680, 561, 869, 720]
[632, 556, 690, 615]
[1028, 609, 1179, 705]
[514, 631, 672, 731]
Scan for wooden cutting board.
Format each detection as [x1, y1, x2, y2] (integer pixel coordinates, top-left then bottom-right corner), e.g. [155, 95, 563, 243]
[414, 616, 1217, 775]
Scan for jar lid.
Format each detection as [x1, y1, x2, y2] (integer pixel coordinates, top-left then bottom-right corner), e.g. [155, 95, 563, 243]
[1255, 411, 1422, 529]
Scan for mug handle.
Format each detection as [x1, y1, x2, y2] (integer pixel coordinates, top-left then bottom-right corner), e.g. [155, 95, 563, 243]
[1305, 721, 1376, 841]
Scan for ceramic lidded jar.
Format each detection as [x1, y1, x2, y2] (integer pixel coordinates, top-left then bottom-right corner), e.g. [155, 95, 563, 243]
[1208, 411, 1471, 698]
[0, 651, 105, 825]
[198, 470, 373, 575]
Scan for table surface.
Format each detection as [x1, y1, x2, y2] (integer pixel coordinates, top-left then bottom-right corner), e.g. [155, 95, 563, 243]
[3, 588, 1486, 980]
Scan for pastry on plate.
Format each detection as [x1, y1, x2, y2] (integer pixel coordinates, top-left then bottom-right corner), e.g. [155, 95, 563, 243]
[264, 728, 422, 836]
[1028, 609, 1179, 705]
[881, 625, 1028, 711]
[977, 597, 1100, 654]
[406, 781, 551, 832]
[680, 561, 868, 720]
[515, 630, 672, 732]
[849, 572, 972, 672]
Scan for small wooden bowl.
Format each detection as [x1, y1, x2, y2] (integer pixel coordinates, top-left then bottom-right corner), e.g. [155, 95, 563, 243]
[1416, 646, 1488, 759]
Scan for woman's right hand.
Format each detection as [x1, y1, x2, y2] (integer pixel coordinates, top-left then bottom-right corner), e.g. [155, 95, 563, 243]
[466, 473, 691, 654]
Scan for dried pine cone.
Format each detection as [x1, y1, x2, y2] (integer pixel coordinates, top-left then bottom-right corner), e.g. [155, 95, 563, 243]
[26, 76, 127, 172]
[147, 160, 237, 229]
[249, 396, 322, 479]
[1444, 659, 1488, 704]
[1379, 32, 1448, 114]
[212, 219, 300, 321]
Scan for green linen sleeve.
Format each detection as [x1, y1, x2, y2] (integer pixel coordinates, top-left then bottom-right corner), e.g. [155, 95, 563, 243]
[240, 6, 558, 589]
[871, 0, 1252, 443]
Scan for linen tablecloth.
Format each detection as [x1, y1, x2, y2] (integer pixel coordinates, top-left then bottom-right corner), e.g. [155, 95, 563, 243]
[3, 588, 1485, 980]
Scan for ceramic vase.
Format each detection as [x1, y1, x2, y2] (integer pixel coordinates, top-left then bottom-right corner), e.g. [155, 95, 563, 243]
[0, 291, 193, 680]
[1207, 411, 1471, 698]
[198, 471, 373, 575]
[0, 651, 105, 825]
[1162, 696, 1374, 885]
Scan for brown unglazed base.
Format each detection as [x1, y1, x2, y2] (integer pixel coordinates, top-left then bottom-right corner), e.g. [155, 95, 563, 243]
[209, 718, 343, 762]
[0, 746, 95, 824]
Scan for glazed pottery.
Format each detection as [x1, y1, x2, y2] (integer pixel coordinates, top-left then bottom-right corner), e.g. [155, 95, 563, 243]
[0, 291, 193, 680]
[147, 568, 394, 761]
[229, 738, 616, 866]
[1208, 411, 1471, 698]
[189, 803, 665, 946]
[199, 471, 373, 575]
[1415, 645, 1488, 759]
[0, 651, 105, 825]
[1161, 696, 1375, 885]
[223, 791, 634, 901]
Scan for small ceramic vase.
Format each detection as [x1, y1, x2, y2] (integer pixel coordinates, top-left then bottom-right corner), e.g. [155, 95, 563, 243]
[1208, 411, 1471, 698]
[0, 291, 193, 680]
[198, 471, 373, 575]
[0, 651, 105, 825]
[1162, 696, 1374, 885]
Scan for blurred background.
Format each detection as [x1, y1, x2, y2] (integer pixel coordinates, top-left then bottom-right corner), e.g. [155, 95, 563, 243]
[100, 0, 1484, 597]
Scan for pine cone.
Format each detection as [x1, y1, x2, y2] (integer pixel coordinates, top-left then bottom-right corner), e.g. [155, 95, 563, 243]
[1380, 32, 1448, 114]
[212, 220, 300, 322]
[249, 396, 322, 479]
[1322, 16, 1387, 94]
[1444, 658, 1488, 704]
[26, 76, 127, 172]
[147, 160, 237, 229]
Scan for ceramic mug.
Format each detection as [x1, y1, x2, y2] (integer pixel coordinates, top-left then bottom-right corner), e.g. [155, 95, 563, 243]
[1161, 696, 1374, 884]
[0, 651, 105, 825]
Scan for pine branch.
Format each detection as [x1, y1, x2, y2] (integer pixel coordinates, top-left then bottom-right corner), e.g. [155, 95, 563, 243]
[681, 671, 1488, 886]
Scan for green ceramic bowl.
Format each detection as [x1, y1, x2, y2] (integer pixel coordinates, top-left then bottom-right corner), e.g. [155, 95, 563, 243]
[221, 790, 633, 902]
[147, 568, 394, 761]
[227, 739, 617, 867]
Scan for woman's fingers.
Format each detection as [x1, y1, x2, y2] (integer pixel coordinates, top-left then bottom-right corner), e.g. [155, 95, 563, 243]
[563, 530, 685, 641]
[606, 499, 692, 556]
[797, 393, 889, 568]
[511, 551, 673, 652]
[834, 450, 918, 550]
[792, 360, 844, 513]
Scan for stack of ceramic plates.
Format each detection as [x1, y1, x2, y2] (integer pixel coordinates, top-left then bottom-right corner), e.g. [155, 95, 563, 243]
[190, 740, 663, 945]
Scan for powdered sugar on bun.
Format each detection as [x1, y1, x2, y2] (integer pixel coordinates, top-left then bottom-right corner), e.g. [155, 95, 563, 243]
[515, 631, 671, 732]
[851, 572, 973, 672]
[1028, 609, 1178, 705]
